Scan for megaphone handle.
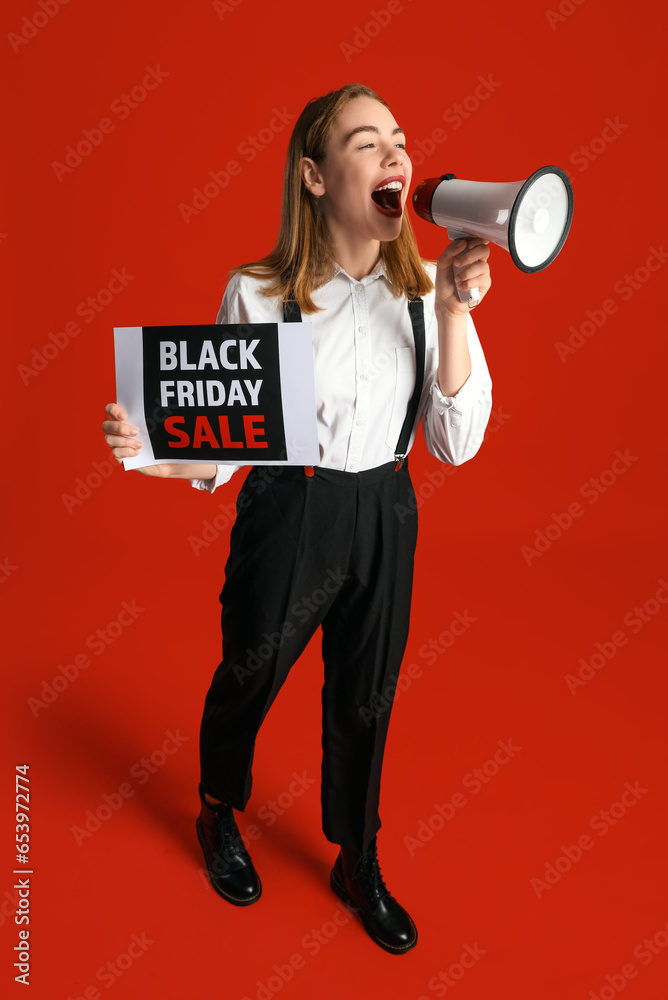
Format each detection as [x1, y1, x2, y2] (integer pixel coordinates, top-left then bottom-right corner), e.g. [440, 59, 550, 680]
[452, 262, 480, 306]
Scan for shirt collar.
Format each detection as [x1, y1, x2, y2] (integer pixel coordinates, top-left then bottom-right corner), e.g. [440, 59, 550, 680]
[332, 256, 390, 284]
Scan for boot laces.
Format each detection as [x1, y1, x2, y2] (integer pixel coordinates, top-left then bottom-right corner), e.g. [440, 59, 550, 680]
[214, 804, 246, 857]
[354, 838, 391, 902]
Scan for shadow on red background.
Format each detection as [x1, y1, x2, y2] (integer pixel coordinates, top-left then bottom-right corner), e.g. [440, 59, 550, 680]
[2, 0, 667, 997]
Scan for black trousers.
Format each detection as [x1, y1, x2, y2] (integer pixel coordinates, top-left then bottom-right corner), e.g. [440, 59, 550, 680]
[199, 461, 418, 852]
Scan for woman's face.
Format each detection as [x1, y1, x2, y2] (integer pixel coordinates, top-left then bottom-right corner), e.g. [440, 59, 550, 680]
[303, 95, 412, 245]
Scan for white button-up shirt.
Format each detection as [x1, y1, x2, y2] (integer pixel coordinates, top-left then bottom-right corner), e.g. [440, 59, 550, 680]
[191, 258, 492, 493]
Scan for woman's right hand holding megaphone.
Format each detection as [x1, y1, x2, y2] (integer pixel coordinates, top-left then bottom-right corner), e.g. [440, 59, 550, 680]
[435, 237, 491, 317]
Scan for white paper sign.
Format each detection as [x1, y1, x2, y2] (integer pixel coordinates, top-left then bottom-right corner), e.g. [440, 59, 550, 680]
[114, 322, 318, 469]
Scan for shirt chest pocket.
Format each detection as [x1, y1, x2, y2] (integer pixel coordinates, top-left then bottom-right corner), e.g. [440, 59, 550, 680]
[384, 346, 434, 451]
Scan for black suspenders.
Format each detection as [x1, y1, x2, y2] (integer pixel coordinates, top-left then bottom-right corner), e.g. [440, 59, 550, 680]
[395, 298, 426, 469]
[282, 290, 425, 471]
[282, 297, 302, 324]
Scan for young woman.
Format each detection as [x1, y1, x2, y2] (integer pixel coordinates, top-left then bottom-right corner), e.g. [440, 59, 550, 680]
[102, 83, 493, 955]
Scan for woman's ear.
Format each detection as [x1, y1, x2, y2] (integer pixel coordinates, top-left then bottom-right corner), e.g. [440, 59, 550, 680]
[301, 157, 325, 197]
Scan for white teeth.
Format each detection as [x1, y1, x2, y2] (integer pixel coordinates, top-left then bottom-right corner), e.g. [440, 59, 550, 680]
[374, 180, 403, 192]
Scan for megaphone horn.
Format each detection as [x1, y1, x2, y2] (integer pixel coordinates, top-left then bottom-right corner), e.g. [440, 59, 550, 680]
[412, 165, 574, 305]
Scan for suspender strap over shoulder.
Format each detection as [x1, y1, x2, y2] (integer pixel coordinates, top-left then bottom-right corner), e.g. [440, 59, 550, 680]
[281, 292, 426, 473]
[394, 298, 425, 470]
[282, 297, 302, 323]
[281, 271, 301, 323]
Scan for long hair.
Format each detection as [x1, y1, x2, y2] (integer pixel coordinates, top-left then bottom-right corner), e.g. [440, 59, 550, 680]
[229, 83, 434, 313]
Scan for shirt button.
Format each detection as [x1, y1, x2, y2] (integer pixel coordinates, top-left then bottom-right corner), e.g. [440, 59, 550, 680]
[355, 284, 364, 295]
[358, 326, 366, 334]
[349, 462, 358, 471]
[355, 419, 365, 427]
[359, 374, 367, 381]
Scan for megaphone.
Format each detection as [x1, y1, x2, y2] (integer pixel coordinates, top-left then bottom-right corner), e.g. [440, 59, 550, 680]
[412, 165, 574, 305]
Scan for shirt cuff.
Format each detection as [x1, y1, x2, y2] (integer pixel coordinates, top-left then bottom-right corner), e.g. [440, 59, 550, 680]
[189, 464, 239, 494]
[430, 372, 480, 428]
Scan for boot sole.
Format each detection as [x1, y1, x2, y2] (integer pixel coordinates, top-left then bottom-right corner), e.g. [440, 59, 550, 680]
[196, 817, 262, 906]
[330, 867, 418, 954]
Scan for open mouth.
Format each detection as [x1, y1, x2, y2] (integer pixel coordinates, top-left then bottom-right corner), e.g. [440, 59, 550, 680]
[371, 179, 404, 218]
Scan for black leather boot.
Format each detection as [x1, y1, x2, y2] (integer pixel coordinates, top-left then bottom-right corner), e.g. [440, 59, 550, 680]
[330, 835, 417, 954]
[195, 784, 262, 906]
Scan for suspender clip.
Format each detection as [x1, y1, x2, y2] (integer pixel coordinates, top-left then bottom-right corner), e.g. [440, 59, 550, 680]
[394, 455, 406, 472]
[304, 466, 315, 477]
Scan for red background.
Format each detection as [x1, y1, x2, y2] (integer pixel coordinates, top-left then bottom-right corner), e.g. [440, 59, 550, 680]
[2, 0, 667, 997]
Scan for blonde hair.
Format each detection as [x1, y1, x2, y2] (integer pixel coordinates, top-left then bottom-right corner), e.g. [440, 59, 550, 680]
[229, 83, 434, 313]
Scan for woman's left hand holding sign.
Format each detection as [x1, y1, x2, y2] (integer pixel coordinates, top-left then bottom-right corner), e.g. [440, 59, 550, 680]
[102, 403, 174, 477]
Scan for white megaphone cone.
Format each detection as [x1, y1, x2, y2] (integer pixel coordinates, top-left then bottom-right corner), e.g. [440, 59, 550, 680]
[412, 165, 574, 305]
